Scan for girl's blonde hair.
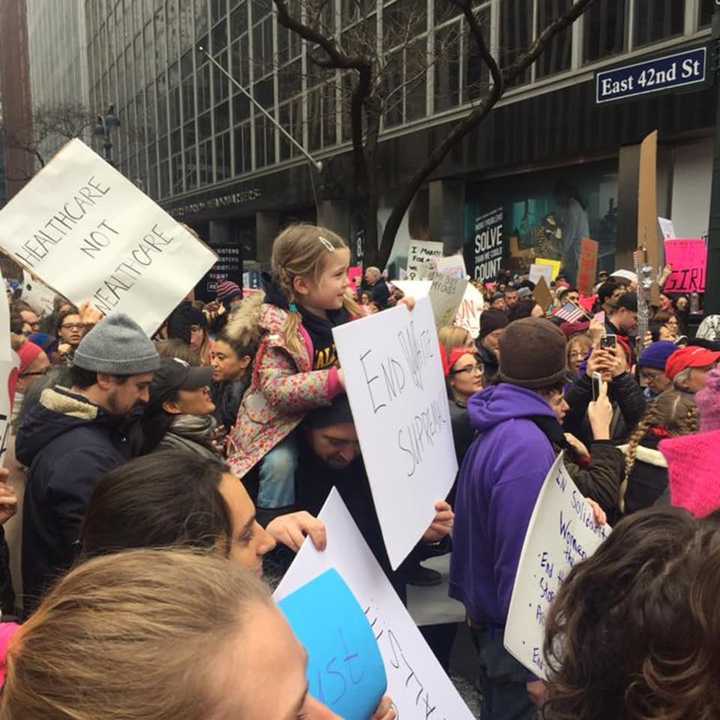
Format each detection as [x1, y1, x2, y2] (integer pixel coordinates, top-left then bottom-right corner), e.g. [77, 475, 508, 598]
[619, 390, 698, 513]
[438, 325, 473, 355]
[271, 224, 359, 356]
[1, 549, 271, 720]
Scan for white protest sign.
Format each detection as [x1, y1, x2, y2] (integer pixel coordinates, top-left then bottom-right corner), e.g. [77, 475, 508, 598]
[21, 271, 56, 317]
[454, 283, 485, 339]
[529, 263, 553, 287]
[0, 269, 17, 459]
[391, 280, 431, 299]
[0, 139, 217, 336]
[333, 298, 457, 569]
[275, 489, 476, 720]
[504, 453, 611, 678]
[406, 240, 443, 281]
[658, 217, 676, 241]
[433, 253, 467, 279]
[428, 274, 468, 330]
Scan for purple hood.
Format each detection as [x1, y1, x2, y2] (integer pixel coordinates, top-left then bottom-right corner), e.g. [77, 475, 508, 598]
[467, 383, 557, 432]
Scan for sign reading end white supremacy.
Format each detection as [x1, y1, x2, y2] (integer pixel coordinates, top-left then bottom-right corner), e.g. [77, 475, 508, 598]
[333, 298, 457, 569]
[0, 139, 217, 335]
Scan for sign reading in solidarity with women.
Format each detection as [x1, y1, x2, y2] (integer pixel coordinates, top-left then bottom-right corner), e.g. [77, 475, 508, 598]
[0, 139, 217, 335]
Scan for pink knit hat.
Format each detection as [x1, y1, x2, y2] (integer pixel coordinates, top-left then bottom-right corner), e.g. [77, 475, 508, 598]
[696, 367, 720, 432]
[660, 430, 720, 518]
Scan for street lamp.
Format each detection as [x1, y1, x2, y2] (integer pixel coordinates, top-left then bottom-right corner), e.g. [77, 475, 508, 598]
[93, 104, 121, 165]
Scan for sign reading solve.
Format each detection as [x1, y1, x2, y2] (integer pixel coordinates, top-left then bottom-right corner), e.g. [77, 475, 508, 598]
[596, 47, 707, 104]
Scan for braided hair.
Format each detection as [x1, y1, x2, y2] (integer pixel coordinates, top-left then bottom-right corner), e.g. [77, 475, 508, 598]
[619, 390, 699, 513]
[271, 224, 359, 357]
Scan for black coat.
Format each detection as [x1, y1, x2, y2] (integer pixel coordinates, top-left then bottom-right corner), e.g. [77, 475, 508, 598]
[211, 378, 248, 432]
[620, 436, 669, 515]
[371, 279, 391, 309]
[16, 387, 130, 614]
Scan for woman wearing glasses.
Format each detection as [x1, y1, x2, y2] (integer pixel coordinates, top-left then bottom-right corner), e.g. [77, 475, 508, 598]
[52, 306, 86, 366]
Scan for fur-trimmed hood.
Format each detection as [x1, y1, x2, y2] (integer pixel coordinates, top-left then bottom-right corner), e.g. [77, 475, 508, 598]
[16, 386, 122, 467]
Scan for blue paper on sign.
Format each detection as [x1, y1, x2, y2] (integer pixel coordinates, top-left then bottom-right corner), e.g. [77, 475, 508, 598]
[278, 568, 387, 720]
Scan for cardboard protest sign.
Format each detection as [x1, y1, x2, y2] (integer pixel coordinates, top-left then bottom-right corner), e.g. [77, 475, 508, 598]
[536, 258, 562, 280]
[428, 274, 468, 331]
[275, 490, 476, 720]
[433, 254, 467, 279]
[454, 282, 484, 339]
[664, 239, 707, 293]
[0, 139, 217, 336]
[529, 264, 553, 287]
[278, 568, 387, 720]
[504, 454, 611, 678]
[576, 238, 599, 297]
[333, 298, 457, 569]
[406, 241, 443, 281]
[471, 207, 504, 282]
[533, 277, 553, 313]
[658, 217, 675, 241]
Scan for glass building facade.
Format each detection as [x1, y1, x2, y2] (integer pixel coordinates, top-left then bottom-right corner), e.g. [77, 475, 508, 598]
[85, 0, 713, 206]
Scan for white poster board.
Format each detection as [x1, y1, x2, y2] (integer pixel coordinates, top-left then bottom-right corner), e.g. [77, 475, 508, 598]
[21, 271, 56, 317]
[0, 270, 17, 459]
[391, 280, 431, 299]
[504, 454, 611, 678]
[333, 298, 457, 569]
[433, 254, 467, 279]
[275, 489, 476, 720]
[529, 263, 553, 287]
[454, 283, 485, 339]
[428, 275, 468, 331]
[0, 139, 217, 335]
[658, 217, 676, 241]
[407, 241, 443, 281]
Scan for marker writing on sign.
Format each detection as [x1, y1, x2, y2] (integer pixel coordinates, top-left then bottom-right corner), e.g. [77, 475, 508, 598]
[313, 627, 364, 708]
[15, 177, 111, 268]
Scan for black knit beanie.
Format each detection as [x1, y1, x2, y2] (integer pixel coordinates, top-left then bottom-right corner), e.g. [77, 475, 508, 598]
[479, 309, 509, 340]
[499, 318, 568, 389]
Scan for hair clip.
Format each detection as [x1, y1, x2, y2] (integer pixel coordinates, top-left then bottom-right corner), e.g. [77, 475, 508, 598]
[318, 236, 335, 252]
[289, 303, 299, 313]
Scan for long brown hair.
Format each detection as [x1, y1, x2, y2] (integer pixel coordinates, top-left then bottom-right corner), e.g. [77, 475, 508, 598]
[1, 549, 271, 720]
[543, 507, 720, 720]
[619, 390, 698, 512]
[271, 224, 359, 356]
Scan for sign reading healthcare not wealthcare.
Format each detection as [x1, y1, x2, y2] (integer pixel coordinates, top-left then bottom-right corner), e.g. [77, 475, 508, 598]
[504, 454, 611, 678]
[275, 490, 476, 720]
[0, 139, 217, 335]
[596, 47, 707, 104]
[333, 298, 457, 569]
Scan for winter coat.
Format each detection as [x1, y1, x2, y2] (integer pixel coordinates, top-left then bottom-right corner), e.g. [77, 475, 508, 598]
[617, 436, 669, 515]
[449, 398, 474, 467]
[371, 279, 390, 309]
[564, 371, 646, 446]
[227, 301, 344, 478]
[157, 414, 221, 460]
[212, 377, 249, 432]
[450, 384, 558, 629]
[16, 386, 130, 614]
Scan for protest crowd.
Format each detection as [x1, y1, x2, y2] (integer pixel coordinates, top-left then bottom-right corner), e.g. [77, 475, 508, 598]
[0, 214, 718, 720]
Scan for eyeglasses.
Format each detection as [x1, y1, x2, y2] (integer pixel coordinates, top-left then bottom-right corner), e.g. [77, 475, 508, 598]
[451, 363, 484, 376]
[20, 369, 48, 378]
[61, 323, 84, 331]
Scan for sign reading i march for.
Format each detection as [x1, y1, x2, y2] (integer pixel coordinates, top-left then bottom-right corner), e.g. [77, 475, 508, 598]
[596, 47, 707, 104]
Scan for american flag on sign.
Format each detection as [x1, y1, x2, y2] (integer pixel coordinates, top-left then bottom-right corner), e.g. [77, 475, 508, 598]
[553, 302, 586, 323]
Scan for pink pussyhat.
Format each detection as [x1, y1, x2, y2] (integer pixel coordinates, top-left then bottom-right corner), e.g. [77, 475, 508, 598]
[660, 430, 720, 518]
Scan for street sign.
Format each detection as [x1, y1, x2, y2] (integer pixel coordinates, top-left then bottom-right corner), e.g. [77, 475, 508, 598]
[596, 47, 707, 104]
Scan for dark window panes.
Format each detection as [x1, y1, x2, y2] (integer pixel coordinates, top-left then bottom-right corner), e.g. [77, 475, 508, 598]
[182, 76, 195, 118]
[700, 0, 714, 27]
[341, 15, 376, 56]
[278, 58, 302, 100]
[308, 88, 322, 151]
[633, 0, 684, 48]
[215, 100, 230, 131]
[230, 38, 248, 85]
[211, 0, 227, 25]
[322, 81, 337, 146]
[195, 0, 209, 36]
[169, 61, 180, 88]
[233, 92, 250, 120]
[184, 120, 196, 148]
[171, 154, 184, 193]
[169, 86, 181, 128]
[233, 122, 251, 174]
[435, 22, 461, 112]
[253, 76, 274, 107]
[384, 50, 404, 127]
[583, 0, 626, 63]
[406, 47, 427, 122]
[160, 159, 170, 196]
[198, 62, 212, 112]
[212, 18, 228, 52]
[149, 163, 159, 198]
[181, 50, 194, 79]
[198, 110, 212, 137]
[536, 0, 572, 78]
[171, 127, 182, 155]
[159, 135, 169, 160]
[341, 0, 374, 27]
[278, 98, 302, 161]
[384, 0, 425, 47]
[500, 0, 531, 86]
[230, 2, 247, 37]
[434, 0, 462, 25]
[465, 8, 490, 101]
[199, 139, 212, 184]
[215, 131, 231, 180]
[185, 147, 198, 189]
[212, 55, 230, 102]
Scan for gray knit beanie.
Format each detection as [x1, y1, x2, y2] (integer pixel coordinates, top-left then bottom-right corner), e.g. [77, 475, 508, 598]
[73, 313, 160, 375]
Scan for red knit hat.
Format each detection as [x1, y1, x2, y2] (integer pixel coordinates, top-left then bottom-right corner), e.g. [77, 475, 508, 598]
[17, 341, 43, 375]
[665, 346, 720, 381]
[660, 430, 720, 518]
[439, 345, 475, 378]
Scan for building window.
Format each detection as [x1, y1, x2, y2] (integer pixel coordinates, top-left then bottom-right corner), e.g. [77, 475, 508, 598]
[254, 113, 275, 168]
[536, 0, 572, 78]
[215, 131, 231, 180]
[700, 0, 715, 27]
[583, 0, 626, 63]
[500, 0, 532, 86]
[633, 0, 685, 48]
[233, 121, 251, 174]
[185, 147, 198, 189]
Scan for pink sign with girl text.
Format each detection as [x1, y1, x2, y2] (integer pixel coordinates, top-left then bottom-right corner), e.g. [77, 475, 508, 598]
[664, 239, 707, 294]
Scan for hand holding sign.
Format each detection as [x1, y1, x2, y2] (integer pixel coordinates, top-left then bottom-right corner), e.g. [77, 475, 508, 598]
[278, 568, 387, 720]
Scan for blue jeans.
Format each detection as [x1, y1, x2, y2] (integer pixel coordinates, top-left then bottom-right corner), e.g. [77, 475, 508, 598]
[257, 434, 298, 509]
[470, 623, 536, 720]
